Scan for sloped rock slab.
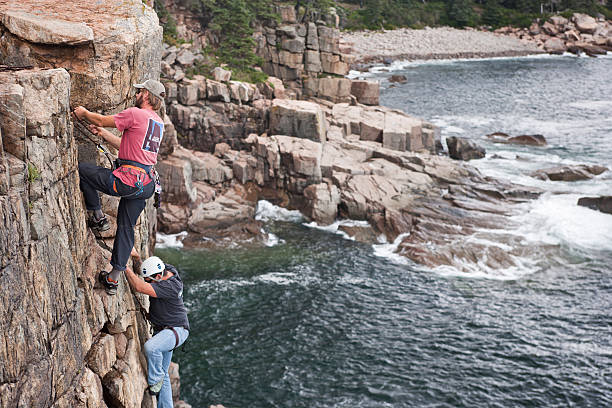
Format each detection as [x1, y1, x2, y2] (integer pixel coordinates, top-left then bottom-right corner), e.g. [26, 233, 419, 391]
[531, 164, 607, 181]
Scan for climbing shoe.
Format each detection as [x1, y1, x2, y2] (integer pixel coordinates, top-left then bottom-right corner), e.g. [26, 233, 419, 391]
[98, 271, 118, 296]
[148, 378, 164, 396]
[88, 215, 110, 233]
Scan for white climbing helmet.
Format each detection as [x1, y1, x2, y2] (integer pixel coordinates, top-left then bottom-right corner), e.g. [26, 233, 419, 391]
[141, 256, 165, 278]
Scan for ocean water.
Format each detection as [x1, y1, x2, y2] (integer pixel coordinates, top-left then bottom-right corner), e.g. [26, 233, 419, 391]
[157, 54, 612, 407]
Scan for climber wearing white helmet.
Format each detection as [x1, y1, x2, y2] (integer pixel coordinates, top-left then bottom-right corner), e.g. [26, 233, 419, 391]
[125, 250, 190, 408]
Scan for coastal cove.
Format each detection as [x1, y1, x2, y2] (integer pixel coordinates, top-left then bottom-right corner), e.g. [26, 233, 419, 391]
[159, 53, 612, 407]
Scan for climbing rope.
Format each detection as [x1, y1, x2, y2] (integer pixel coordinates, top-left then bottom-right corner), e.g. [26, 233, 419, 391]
[71, 107, 116, 170]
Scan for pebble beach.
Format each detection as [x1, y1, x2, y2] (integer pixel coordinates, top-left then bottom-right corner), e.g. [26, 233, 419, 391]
[341, 26, 543, 64]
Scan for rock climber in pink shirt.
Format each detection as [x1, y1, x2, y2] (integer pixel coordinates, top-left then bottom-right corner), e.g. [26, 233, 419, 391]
[73, 79, 165, 295]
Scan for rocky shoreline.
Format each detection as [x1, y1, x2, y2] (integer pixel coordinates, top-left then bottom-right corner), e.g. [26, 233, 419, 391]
[340, 26, 543, 66]
[341, 14, 612, 68]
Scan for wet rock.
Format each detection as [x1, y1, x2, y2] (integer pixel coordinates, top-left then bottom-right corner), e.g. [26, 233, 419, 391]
[577, 196, 612, 214]
[531, 164, 608, 181]
[389, 75, 407, 83]
[303, 182, 340, 225]
[338, 224, 378, 243]
[446, 136, 486, 161]
[487, 132, 547, 146]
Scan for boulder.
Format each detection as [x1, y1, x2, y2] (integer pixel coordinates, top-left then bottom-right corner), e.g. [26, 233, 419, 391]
[573, 13, 597, 34]
[577, 196, 612, 214]
[360, 110, 385, 143]
[303, 183, 341, 225]
[173, 147, 232, 185]
[531, 164, 607, 181]
[487, 132, 547, 146]
[543, 37, 566, 54]
[176, 49, 196, 67]
[269, 99, 327, 142]
[212, 67, 232, 82]
[446, 136, 486, 161]
[188, 186, 256, 232]
[158, 203, 190, 234]
[350, 80, 380, 106]
[228, 81, 250, 103]
[529, 22, 541, 35]
[542, 21, 559, 36]
[550, 16, 569, 26]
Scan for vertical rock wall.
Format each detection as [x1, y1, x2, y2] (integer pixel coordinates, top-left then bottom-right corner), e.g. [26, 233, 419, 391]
[0, 1, 165, 407]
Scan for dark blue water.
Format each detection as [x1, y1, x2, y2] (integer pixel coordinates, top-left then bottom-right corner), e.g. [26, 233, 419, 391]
[159, 55, 612, 407]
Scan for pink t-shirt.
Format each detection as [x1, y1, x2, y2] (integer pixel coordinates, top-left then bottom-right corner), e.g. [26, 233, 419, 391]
[112, 107, 164, 187]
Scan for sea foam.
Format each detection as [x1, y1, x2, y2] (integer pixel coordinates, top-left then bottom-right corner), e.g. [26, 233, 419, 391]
[156, 231, 188, 249]
[255, 200, 304, 222]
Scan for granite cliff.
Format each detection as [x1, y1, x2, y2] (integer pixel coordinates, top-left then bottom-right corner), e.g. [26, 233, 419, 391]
[0, 1, 186, 406]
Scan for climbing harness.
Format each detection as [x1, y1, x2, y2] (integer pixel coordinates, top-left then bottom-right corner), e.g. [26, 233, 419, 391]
[71, 108, 116, 170]
[113, 158, 161, 205]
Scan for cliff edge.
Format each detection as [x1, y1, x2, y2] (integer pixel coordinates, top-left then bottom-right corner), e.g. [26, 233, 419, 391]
[0, 1, 170, 406]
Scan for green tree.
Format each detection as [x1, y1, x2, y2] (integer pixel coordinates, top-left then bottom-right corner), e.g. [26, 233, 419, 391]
[446, 0, 479, 26]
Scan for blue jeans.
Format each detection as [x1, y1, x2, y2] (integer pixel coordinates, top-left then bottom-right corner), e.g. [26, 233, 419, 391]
[144, 327, 189, 408]
[78, 162, 155, 270]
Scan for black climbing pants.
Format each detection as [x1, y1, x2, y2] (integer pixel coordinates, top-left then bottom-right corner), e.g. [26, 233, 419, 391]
[78, 162, 155, 271]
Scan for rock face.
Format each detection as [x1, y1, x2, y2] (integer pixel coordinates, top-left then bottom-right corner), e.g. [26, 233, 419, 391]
[0, 2, 169, 407]
[255, 16, 352, 85]
[0, 2, 163, 111]
[0, 66, 156, 408]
